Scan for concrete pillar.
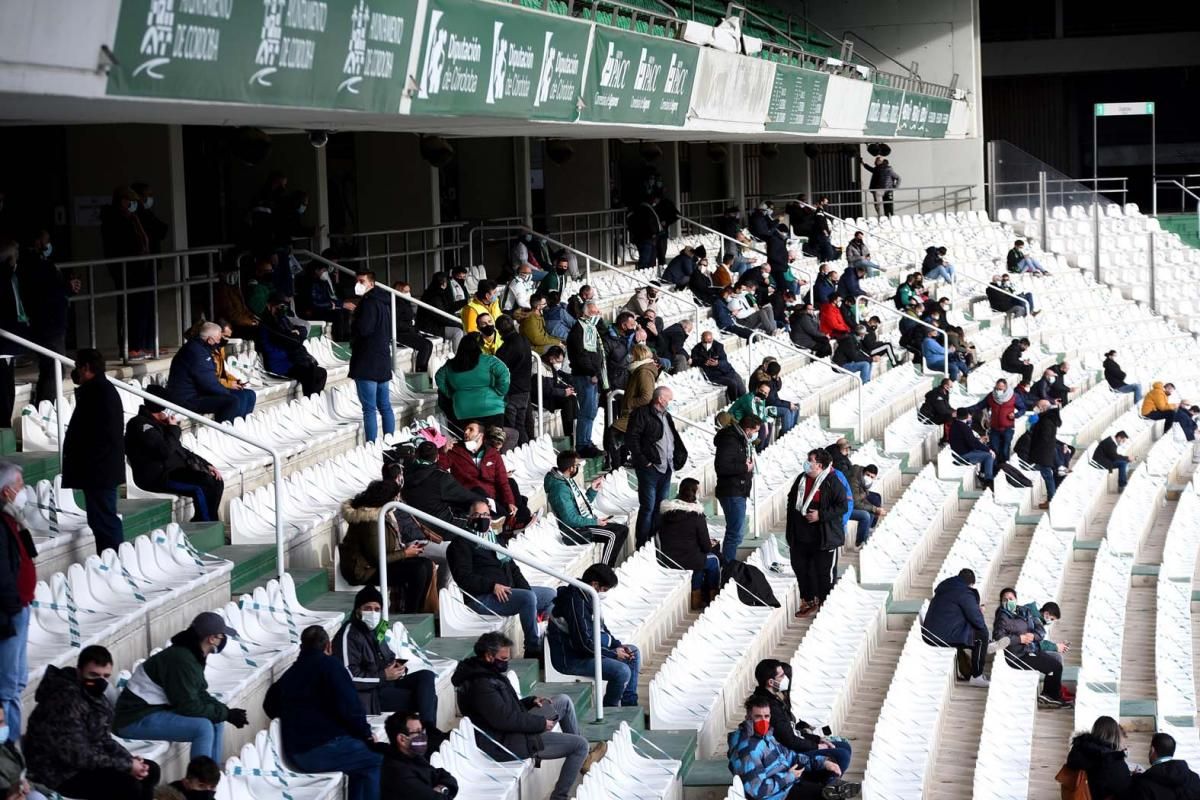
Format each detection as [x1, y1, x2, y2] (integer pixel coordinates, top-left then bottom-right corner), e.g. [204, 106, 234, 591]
[515, 137, 533, 227]
[663, 141, 681, 236]
[727, 143, 747, 216]
[314, 143, 330, 253]
[167, 125, 191, 332]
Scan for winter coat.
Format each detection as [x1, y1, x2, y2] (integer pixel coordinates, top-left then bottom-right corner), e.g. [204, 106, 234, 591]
[125, 409, 212, 490]
[1103, 357, 1129, 391]
[833, 333, 868, 366]
[0, 511, 35, 622]
[439, 444, 516, 510]
[332, 614, 404, 714]
[24, 666, 132, 789]
[661, 253, 695, 288]
[566, 322, 605, 380]
[401, 461, 482, 524]
[992, 603, 1044, 657]
[1092, 436, 1127, 471]
[544, 470, 600, 531]
[785, 470, 847, 551]
[1028, 407, 1062, 467]
[625, 404, 688, 472]
[848, 465, 881, 516]
[518, 313, 561, 355]
[1064, 733, 1132, 800]
[759, 690, 821, 757]
[446, 536, 530, 598]
[714, 424, 754, 498]
[813, 278, 837, 306]
[846, 239, 870, 263]
[862, 159, 900, 190]
[727, 722, 820, 800]
[922, 574, 988, 647]
[1143, 381, 1176, 416]
[337, 501, 427, 586]
[451, 656, 547, 759]
[1127, 759, 1200, 800]
[349, 287, 393, 382]
[919, 386, 954, 425]
[818, 302, 850, 337]
[604, 326, 636, 390]
[628, 203, 661, 243]
[660, 323, 689, 360]
[976, 388, 1018, 431]
[114, 628, 230, 729]
[613, 361, 659, 433]
[257, 309, 308, 374]
[748, 210, 773, 241]
[949, 419, 988, 457]
[837, 268, 864, 300]
[497, 332, 533, 396]
[922, 335, 949, 370]
[789, 311, 827, 351]
[380, 745, 459, 799]
[461, 296, 502, 333]
[766, 234, 789, 275]
[168, 337, 233, 409]
[922, 247, 945, 277]
[435, 356, 510, 420]
[547, 583, 622, 660]
[711, 297, 737, 330]
[691, 340, 738, 382]
[728, 393, 768, 424]
[1001, 340, 1029, 375]
[655, 498, 712, 571]
[264, 648, 373, 757]
[18, 254, 72, 340]
[0, 261, 32, 357]
[61, 375, 125, 490]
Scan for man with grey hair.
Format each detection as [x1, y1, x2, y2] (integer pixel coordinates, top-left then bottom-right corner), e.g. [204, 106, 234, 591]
[166, 321, 245, 423]
[0, 460, 36, 739]
[566, 301, 606, 459]
[625, 386, 688, 547]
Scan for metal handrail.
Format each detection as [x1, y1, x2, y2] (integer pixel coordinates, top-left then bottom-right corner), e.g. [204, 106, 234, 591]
[676, 214, 769, 257]
[746, 331, 864, 442]
[723, 3, 831, 71]
[468, 224, 705, 326]
[324, 223, 469, 295]
[0, 327, 288, 578]
[376, 500, 605, 721]
[853, 295, 949, 379]
[1152, 179, 1200, 228]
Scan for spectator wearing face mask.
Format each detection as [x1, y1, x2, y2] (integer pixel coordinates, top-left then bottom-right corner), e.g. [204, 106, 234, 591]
[1092, 431, 1133, 489]
[296, 260, 351, 340]
[971, 378, 1023, 464]
[714, 415, 761, 564]
[258, 293, 328, 396]
[657, 478, 723, 609]
[787, 449, 848, 618]
[921, 245, 956, 283]
[379, 713, 457, 798]
[1006, 240, 1048, 275]
[831, 324, 873, 385]
[495, 315, 534, 443]
[100, 186, 154, 359]
[537, 254, 571, 297]
[113, 613, 250, 761]
[949, 408, 996, 488]
[518, 294, 563, 355]
[817, 297, 851, 338]
[1102, 351, 1142, 404]
[390, 281, 434, 373]
[417, 272, 465, 348]
[167, 757, 221, 800]
[448, 501, 554, 659]
[439, 421, 517, 520]
[62, 348, 126, 554]
[501, 264, 538, 313]
[544, 451, 628, 567]
[728, 282, 777, 334]
[691, 331, 746, 403]
[461, 281, 502, 334]
[401, 440, 482, 526]
[1141, 382, 1196, 438]
[788, 303, 832, 359]
[534, 346, 577, 434]
[333, 586, 439, 724]
[24, 646, 161, 800]
[18, 229, 79, 405]
[847, 464, 884, 547]
[626, 386, 688, 548]
[167, 322, 244, 423]
[566, 302, 606, 458]
[987, 274, 1036, 318]
[337, 480, 436, 614]
[541, 292, 575, 341]
[475, 312, 503, 356]
[125, 385, 224, 522]
[547, 564, 641, 707]
[992, 587, 1067, 707]
[0, 461, 35, 740]
[751, 659, 853, 782]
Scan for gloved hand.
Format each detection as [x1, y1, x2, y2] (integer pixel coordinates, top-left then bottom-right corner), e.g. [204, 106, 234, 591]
[227, 708, 249, 728]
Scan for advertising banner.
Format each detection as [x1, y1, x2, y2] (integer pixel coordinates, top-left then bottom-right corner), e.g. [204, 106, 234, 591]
[897, 92, 952, 138]
[863, 85, 904, 137]
[764, 63, 829, 134]
[689, 48, 775, 127]
[581, 26, 697, 127]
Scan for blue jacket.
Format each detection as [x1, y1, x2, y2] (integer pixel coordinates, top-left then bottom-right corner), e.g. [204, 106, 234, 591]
[728, 722, 825, 800]
[349, 286, 393, 382]
[833, 468, 854, 529]
[167, 337, 231, 408]
[813, 278, 836, 306]
[712, 297, 736, 330]
[921, 335, 947, 369]
[837, 268, 863, 300]
[547, 584, 622, 660]
[949, 419, 988, 455]
[543, 305, 575, 340]
[258, 310, 306, 375]
[923, 574, 988, 647]
[263, 648, 372, 757]
[661, 253, 695, 288]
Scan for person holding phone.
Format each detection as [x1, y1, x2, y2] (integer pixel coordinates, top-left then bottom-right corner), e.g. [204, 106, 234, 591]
[332, 586, 440, 728]
[752, 659, 852, 780]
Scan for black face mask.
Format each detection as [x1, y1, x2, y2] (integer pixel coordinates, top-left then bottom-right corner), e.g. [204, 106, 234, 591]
[479, 324, 496, 338]
[469, 516, 490, 533]
[181, 789, 216, 800]
[81, 678, 108, 698]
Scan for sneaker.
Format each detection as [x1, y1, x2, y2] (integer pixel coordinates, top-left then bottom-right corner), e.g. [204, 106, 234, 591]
[987, 636, 1010, 654]
[967, 675, 991, 688]
[1037, 501, 1050, 510]
[822, 782, 862, 799]
[1038, 694, 1066, 708]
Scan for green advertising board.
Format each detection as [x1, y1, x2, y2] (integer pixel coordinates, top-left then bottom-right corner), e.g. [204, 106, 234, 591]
[896, 92, 952, 138]
[863, 85, 905, 137]
[107, 0, 418, 112]
[926, 97, 953, 139]
[411, 0, 592, 121]
[581, 27, 698, 127]
[764, 63, 829, 134]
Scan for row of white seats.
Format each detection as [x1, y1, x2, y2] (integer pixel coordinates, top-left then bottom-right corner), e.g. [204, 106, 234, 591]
[1074, 539, 1132, 731]
[971, 652, 1043, 800]
[930, 489, 1019, 601]
[1105, 427, 1194, 555]
[829, 363, 929, 440]
[573, 722, 682, 800]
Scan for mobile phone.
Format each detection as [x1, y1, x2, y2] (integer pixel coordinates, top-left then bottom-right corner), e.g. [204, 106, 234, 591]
[822, 726, 833, 736]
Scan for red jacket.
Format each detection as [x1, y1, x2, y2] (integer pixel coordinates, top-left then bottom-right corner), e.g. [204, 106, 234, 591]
[438, 444, 516, 510]
[984, 392, 1018, 431]
[819, 302, 851, 337]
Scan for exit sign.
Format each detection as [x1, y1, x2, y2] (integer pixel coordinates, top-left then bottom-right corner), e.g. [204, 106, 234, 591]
[1095, 102, 1155, 117]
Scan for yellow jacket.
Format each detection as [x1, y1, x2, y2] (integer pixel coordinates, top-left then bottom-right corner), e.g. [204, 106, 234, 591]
[1141, 381, 1176, 415]
[480, 331, 504, 355]
[461, 297, 502, 333]
[215, 346, 240, 389]
[518, 312, 562, 354]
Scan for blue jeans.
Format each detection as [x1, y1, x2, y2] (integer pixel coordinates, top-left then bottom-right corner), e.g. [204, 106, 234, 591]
[634, 466, 672, 547]
[1017, 257, 1047, 274]
[718, 495, 747, 563]
[83, 487, 124, 554]
[231, 387, 256, 419]
[730, 254, 752, 275]
[1115, 383, 1144, 404]
[692, 554, 721, 591]
[116, 710, 224, 762]
[850, 258, 881, 277]
[774, 405, 797, 435]
[843, 360, 872, 384]
[547, 630, 641, 707]
[1039, 466, 1057, 500]
[0, 605, 29, 739]
[822, 740, 853, 776]
[355, 379, 395, 443]
[471, 585, 556, 651]
[636, 240, 656, 270]
[926, 264, 955, 282]
[958, 449, 995, 480]
[928, 357, 962, 381]
[288, 735, 382, 800]
[572, 376, 598, 448]
[989, 428, 1014, 463]
[849, 508, 874, 546]
[1115, 459, 1129, 488]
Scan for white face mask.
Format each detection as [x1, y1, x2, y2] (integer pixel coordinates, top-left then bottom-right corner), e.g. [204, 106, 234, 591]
[354, 282, 369, 297]
[862, 475, 874, 488]
[464, 438, 481, 453]
[4, 486, 29, 511]
[143, 196, 155, 210]
[777, 675, 790, 692]
[361, 610, 381, 629]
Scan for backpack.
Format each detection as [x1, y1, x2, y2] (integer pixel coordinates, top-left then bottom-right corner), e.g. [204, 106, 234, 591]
[1054, 766, 1093, 800]
[720, 561, 780, 607]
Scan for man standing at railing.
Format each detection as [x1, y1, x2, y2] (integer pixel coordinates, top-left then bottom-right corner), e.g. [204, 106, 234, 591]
[349, 270, 395, 444]
[61, 348, 126, 554]
[628, 194, 661, 271]
[860, 155, 900, 217]
[19, 229, 79, 405]
[100, 187, 153, 360]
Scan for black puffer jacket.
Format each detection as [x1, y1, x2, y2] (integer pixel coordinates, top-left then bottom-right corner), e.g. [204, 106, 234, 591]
[1128, 758, 1200, 800]
[1028, 407, 1062, 467]
[713, 424, 753, 498]
[402, 462, 482, 523]
[1064, 733, 1131, 800]
[379, 745, 459, 799]
[451, 657, 545, 760]
[655, 498, 712, 571]
[446, 536, 530, 599]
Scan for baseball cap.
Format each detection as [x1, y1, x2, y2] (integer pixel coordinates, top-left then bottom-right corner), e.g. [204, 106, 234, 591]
[190, 611, 238, 640]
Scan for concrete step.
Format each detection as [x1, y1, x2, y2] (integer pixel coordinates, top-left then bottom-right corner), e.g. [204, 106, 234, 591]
[179, 520, 226, 552]
[579, 705, 647, 743]
[0, 427, 15, 455]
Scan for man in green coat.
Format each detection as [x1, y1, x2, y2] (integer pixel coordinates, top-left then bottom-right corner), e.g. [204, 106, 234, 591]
[544, 450, 628, 567]
[113, 612, 250, 761]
